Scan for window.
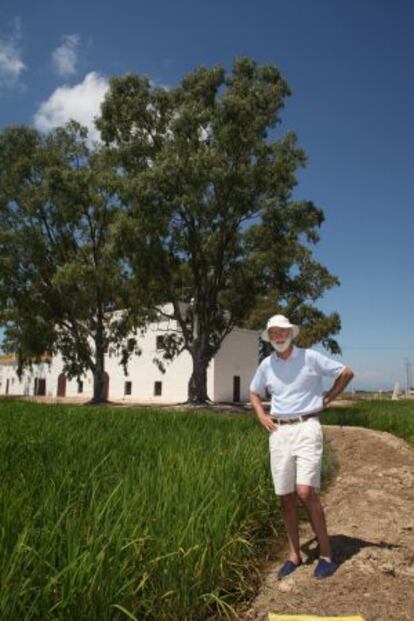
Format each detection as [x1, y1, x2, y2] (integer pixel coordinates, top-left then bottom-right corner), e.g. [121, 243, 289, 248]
[124, 381, 132, 396]
[154, 381, 162, 396]
[77, 380, 83, 394]
[35, 378, 46, 396]
[156, 335, 165, 350]
[233, 376, 241, 403]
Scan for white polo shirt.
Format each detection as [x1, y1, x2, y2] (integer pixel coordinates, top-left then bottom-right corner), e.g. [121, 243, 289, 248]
[250, 346, 345, 418]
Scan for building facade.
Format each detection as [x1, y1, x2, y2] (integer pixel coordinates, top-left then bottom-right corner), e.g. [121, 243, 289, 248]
[0, 314, 259, 403]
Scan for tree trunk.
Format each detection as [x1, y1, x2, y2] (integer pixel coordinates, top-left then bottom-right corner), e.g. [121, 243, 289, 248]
[90, 314, 107, 404]
[92, 363, 106, 403]
[188, 350, 211, 404]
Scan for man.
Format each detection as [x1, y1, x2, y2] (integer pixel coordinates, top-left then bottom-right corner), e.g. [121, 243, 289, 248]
[249, 314, 353, 580]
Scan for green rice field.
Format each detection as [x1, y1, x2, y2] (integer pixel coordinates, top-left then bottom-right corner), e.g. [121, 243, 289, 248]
[320, 399, 414, 444]
[1, 399, 411, 620]
[0, 400, 283, 621]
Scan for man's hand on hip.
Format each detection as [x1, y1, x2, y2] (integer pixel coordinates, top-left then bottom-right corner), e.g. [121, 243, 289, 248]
[250, 391, 277, 432]
[258, 413, 278, 432]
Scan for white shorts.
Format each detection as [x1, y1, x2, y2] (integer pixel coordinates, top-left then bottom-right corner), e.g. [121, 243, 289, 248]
[269, 417, 323, 495]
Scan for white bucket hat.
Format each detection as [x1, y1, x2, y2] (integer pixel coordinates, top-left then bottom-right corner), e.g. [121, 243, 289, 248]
[260, 314, 300, 342]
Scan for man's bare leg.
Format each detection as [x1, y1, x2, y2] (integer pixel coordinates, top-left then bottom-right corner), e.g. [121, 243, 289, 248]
[280, 492, 302, 564]
[296, 484, 332, 560]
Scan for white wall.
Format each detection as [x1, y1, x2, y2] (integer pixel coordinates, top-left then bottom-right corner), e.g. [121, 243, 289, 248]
[0, 360, 54, 396]
[0, 318, 259, 403]
[212, 328, 259, 402]
[105, 317, 192, 402]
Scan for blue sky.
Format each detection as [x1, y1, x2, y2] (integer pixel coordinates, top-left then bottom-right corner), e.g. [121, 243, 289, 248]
[1, 0, 413, 390]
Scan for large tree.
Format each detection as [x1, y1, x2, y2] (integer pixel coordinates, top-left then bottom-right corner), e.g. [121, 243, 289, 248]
[97, 57, 341, 403]
[0, 121, 155, 402]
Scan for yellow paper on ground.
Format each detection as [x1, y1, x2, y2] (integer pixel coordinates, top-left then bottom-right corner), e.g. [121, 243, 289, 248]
[269, 615, 365, 621]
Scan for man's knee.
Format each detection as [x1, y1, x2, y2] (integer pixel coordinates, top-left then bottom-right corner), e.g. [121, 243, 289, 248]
[280, 491, 297, 510]
[296, 485, 316, 504]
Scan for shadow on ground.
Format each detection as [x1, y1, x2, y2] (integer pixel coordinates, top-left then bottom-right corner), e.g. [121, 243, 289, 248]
[300, 534, 401, 566]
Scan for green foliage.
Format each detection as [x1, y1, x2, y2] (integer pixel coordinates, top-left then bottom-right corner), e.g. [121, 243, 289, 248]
[98, 57, 341, 400]
[0, 57, 342, 404]
[0, 122, 156, 400]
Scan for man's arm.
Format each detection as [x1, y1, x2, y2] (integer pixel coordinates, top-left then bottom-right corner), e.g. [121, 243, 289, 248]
[323, 367, 354, 407]
[250, 391, 277, 432]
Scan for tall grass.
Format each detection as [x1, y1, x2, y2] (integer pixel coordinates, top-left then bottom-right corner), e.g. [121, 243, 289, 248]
[321, 400, 414, 444]
[0, 401, 284, 620]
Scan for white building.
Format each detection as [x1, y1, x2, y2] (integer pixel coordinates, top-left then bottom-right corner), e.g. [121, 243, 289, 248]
[0, 312, 259, 404]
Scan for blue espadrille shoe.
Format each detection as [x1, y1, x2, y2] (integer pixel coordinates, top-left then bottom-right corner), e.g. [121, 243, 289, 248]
[277, 559, 302, 580]
[313, 557, 337, 579]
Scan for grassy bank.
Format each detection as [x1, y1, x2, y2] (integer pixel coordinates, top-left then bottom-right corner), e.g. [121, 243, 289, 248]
[321, 399, 414, 444]
[0, 400, 285, 621]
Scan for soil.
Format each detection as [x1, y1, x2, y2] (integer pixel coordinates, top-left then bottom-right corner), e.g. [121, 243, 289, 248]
[241, 425, 414, 621]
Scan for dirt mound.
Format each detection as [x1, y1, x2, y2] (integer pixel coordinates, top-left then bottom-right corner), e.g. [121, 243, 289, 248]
[242, 426, 414, 621]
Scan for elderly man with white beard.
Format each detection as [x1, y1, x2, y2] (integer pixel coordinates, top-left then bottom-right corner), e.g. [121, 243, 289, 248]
[249, 314, 354, 580]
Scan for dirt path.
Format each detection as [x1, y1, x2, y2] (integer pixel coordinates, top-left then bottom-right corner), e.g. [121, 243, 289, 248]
[242, 425, 414, 621]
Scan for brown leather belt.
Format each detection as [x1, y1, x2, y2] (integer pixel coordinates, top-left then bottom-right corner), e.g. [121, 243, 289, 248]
[270, 412, 320, 425]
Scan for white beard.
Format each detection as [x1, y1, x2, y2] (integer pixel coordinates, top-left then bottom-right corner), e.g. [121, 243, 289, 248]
[271, 336, 293, 353]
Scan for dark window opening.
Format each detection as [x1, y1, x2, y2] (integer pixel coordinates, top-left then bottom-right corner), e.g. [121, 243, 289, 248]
[57, 373, 66, 397]
[77, 380, 83, 394]
[154, 381, 162, 396]
[233, 375, 241, 403]
[34, 378, 46, 396]
[156, 335, 165, 350]
[124, 381, 132, 395]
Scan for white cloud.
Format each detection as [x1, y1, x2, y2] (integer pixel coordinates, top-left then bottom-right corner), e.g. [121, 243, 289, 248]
[52, 34, 80, 77]
[33, 72, 109, 144]
[0, 19, 26, 89]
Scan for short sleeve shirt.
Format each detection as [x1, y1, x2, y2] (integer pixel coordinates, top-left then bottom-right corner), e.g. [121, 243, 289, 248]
[249, 346, 345, 418]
